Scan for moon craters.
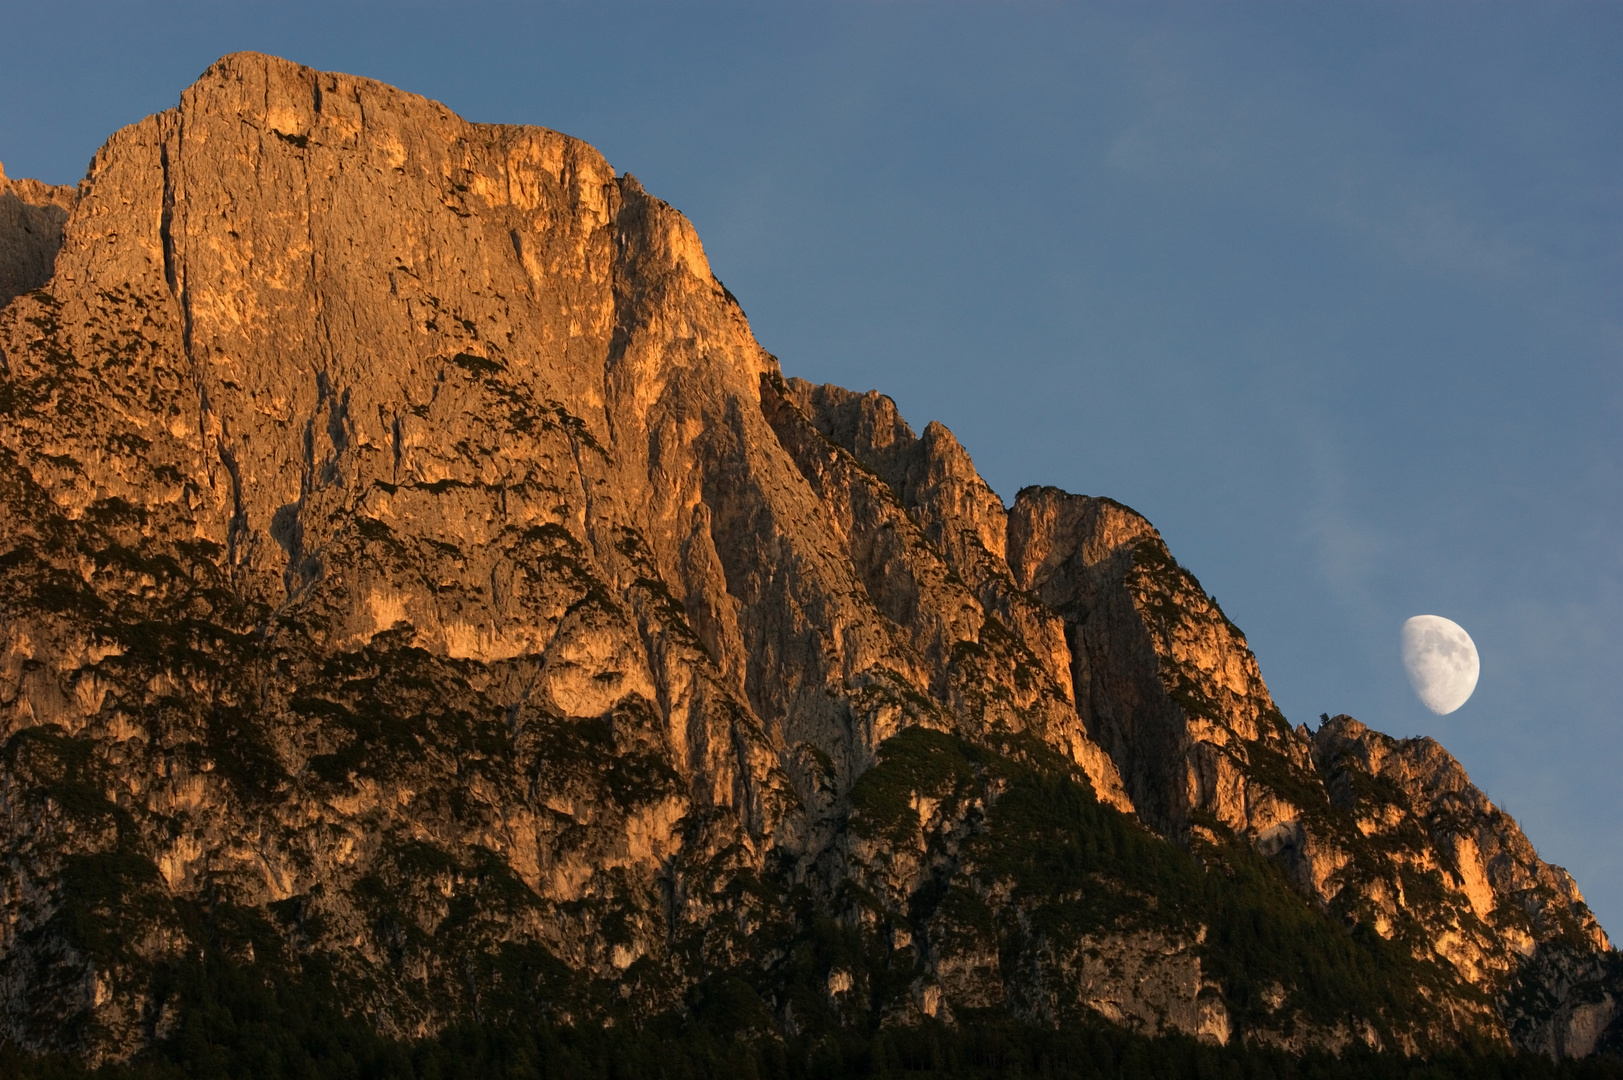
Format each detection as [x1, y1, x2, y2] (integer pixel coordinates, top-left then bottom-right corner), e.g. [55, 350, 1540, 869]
[1402, 615, 1480, 715]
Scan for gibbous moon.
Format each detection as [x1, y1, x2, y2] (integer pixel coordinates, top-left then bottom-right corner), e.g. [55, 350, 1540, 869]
[1401, 615, 1479, 715]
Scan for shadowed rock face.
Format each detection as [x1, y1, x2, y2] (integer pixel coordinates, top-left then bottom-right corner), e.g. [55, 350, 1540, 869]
[0, 52, 1616, 1065]
[0, 162, 76, 310]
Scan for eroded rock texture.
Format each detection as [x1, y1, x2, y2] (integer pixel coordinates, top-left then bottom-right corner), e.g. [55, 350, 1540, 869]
[0, 162, 76, 311]
[0, 53, 1616, 1065]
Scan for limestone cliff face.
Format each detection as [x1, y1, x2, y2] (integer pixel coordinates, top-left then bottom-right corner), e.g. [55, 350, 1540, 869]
[1003, 486, 1616, 1053]
[0, 162, 76, 311]
[0, 53, 1615, 1066]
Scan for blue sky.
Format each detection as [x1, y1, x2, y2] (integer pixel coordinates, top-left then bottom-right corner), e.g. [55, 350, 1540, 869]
[3, 1, 1619, 932]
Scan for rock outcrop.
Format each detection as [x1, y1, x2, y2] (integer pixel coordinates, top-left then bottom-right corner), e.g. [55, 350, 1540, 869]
[1002, 485, 1616, 1051]
[0, 162, 76, 311]
[0, 53, 1616, 1067]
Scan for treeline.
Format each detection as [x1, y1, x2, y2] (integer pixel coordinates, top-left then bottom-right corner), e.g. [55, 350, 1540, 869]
[6, 996, 1622, 1080]
[5, 730, 1617, 1080]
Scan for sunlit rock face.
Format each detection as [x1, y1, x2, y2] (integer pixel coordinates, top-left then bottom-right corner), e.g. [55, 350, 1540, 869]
[0, 52, 1616, 1066]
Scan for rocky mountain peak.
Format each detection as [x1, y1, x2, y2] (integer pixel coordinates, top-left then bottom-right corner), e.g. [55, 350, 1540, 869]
[0, 53, 1617, 1070]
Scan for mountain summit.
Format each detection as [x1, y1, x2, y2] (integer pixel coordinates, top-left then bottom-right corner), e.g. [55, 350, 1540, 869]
[0, 54, 1617, 1071]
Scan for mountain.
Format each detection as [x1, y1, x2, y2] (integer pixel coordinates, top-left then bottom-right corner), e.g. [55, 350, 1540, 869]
[0, 53, 1618, 1073]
